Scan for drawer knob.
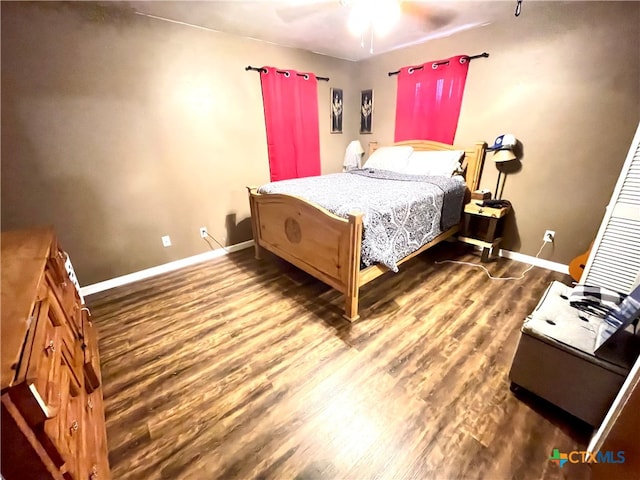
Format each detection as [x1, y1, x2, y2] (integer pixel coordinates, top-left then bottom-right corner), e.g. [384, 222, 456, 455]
[44, 340, 56, 354]
[70, 420, 79, 434]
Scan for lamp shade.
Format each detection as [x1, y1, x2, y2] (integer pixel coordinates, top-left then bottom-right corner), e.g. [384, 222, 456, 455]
[351, 140, 365, 155]
[343, 140, 365, 170]
[493, 149, 516, 163]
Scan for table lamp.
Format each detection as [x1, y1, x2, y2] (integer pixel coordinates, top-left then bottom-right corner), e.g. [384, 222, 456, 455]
[343, 140, 365, 171]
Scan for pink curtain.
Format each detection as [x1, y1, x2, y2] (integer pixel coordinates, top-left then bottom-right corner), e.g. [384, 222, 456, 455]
[394, 55, 470, 144]
[260, 67, 320, 181]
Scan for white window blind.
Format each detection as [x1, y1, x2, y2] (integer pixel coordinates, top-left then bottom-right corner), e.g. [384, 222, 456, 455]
[582, 122, 640, 294]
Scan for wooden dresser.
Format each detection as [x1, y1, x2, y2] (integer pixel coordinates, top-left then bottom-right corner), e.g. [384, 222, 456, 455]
[1, 227, 110, 480]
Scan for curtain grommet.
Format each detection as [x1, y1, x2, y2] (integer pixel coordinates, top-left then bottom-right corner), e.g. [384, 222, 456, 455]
[408, 67, 415, 74]
[284, 71, 290, 78]
[459, 57, 468, 64]
[303, 74, 310, 80]
[431, 63, 438, 70]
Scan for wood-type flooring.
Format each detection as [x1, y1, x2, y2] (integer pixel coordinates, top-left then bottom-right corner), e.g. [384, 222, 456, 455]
[88, 243, 593, 480]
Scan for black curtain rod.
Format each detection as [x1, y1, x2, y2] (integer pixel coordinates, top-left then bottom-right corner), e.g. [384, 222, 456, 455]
[245, 66, 330, 81]
[387, 52, 489, 77]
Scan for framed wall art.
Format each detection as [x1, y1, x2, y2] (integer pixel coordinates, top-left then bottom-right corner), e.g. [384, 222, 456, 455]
[360, 89, 373, 134]
[330, 87, 343, 134]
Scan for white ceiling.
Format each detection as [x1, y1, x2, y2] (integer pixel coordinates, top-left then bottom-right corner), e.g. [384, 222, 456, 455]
[127, 1, 519, 61]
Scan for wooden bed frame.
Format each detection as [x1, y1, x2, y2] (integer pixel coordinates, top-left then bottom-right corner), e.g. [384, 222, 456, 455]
[247, 140, 487, 321]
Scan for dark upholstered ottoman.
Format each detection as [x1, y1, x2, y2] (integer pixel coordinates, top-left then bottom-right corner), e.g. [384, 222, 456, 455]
[509, 281, 638, 426]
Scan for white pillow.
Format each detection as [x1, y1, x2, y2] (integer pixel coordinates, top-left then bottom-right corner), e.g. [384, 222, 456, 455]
[363, 146, 414, 173]
[403, 150, 465, 176]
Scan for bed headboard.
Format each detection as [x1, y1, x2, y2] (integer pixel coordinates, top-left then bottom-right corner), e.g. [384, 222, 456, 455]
[372, 140, 487, 192]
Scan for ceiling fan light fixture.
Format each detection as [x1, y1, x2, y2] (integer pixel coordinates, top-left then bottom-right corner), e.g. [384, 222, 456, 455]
[347, 1, 369, 36]
[347, 0, 401, 38]
[371, 0, 401, 36]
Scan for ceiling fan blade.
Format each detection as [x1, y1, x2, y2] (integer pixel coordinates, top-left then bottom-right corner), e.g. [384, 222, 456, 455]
[401, 1, 457, 29]
[276, 0, 338, 23]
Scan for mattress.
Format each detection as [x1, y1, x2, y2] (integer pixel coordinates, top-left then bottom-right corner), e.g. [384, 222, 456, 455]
[257, 168, 466, 271]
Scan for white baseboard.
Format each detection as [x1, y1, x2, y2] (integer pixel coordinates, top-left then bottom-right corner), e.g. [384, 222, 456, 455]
[80, 240, 255, 297]
[497, 248, 569, 275]
[80, 240, 567, 298]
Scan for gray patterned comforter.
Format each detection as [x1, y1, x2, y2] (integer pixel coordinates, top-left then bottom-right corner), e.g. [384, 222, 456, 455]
[257, 169, 466, 272]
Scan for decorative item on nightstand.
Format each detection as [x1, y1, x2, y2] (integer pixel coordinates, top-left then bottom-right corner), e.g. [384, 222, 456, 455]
[471, 189, 492, 200]
[488, 133, 518, 199]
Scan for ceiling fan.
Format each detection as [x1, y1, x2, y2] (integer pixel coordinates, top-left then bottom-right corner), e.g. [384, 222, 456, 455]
[276, 0, 456, 54]
[277, 0, 456, 36]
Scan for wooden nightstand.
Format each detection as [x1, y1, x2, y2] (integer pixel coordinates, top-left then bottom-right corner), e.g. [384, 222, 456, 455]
[458, 202, 511, 262]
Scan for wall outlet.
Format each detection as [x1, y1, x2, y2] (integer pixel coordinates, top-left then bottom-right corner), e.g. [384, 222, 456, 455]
[162, 235, 172, 247]
[199, 227, 208, 238]
[543, 230, 555, 243]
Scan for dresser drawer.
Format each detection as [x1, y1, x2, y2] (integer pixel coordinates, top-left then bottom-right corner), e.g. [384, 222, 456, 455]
[59, 387, 85, 480]
[84, 389, 110, 480]
[33, 301, 62, 410]
[82, 310, 102, 393]
[38, 358, 72, 468]
[10, 300, 63, 424]
[46, 243, 68, 290]
[38, 355, 84, 476]
[46, 289, 83, 387]
[46, 264, 82, 337]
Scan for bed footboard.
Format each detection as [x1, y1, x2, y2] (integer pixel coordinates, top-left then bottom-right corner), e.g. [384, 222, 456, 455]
[247, 140, 486, 322]
[247, 187, 363, 321]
